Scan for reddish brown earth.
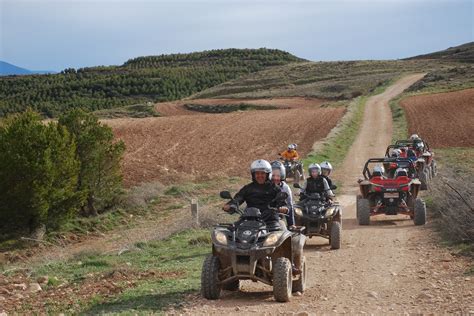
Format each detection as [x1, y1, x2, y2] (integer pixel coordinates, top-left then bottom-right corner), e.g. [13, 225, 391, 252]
[106, 103, 345, 186]
[400, 88, 474, 148]
[155, 97, 328, 116]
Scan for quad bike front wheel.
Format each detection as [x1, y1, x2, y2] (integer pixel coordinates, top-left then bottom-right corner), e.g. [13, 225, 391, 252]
[293, 170, 301, 185]
[413, 198, 426, 226]
[357, 196, 371, 225]
[330, 221, 342, 249]
[201, 255, 222, 300]
[419, 169, 430, 190]
[292, 256, 306, 293]
[273, 257, 292, 302]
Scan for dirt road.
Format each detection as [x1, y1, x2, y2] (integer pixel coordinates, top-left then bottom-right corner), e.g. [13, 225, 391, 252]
[182, 74, 474, 314]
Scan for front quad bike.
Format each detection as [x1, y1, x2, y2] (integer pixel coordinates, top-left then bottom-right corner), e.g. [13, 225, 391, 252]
[201, 191, 306, 302]
[293, 183, 342, 249]
[356, 158, 426, 226]
[280, 158, 304, 184]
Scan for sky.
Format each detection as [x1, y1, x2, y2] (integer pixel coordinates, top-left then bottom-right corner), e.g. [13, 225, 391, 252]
[0, 0, 473, 71]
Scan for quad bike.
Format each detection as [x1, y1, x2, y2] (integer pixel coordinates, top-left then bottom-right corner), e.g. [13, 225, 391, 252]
[280, 158, 304, 184]
[201, 191, 306, 302]
[293, 183, 342, 249]
[356, 158, 426, 226]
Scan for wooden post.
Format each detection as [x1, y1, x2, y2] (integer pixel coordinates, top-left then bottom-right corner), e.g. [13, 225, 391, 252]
[191, 199, 199, 226]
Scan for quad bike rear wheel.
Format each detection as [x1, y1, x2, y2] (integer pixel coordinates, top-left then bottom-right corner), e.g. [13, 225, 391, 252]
[273, 257, 292, 302]
[413, 198, 426, 226]
[431, 161, 437, 177]
[330, 221, 341, 249]
[201, 255, 222, 300]
[292, 256, 306, 293]
[357, 196, 371, 225]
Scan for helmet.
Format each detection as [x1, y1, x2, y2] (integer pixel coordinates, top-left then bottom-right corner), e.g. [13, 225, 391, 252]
[308, 163, 321, 176]
[250, 159, 272, 180]
[395, 168, 408, 177]
[288, 144, 296, 150]
[373, 165, 385, 177]
[270, 160, 286, 181]
[320, 161, 333, 175]
[391, 149, 401, 158]
[414, 141, 424, 151]
[409, 134, 420, 141]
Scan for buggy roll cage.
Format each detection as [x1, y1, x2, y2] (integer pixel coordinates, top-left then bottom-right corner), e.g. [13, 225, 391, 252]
[362, 158, 417, 180]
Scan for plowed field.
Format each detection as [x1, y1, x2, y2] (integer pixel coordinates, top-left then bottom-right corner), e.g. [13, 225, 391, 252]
[400, 88, 474, 147]
[106, 102, 345, 186]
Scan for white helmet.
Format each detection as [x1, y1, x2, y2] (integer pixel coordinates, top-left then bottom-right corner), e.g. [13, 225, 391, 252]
[270, 160, 286, 181]
[409, 134, 420, 141]
[391, 149, 401, 158]
[308, 163, 321, 175]
[320, 161, 333, 175]
[373, 165, 385, 177]
[288, 144, 296, 150]
[250, 159, 272, 180]
[395, 168, 408, 177]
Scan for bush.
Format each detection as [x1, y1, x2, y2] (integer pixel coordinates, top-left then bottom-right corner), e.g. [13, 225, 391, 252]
[59, 109, 126, 216]
[0, 111, 83, 234]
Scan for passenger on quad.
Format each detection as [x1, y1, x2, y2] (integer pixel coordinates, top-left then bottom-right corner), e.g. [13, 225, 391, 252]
[223, 159, 289, 231]
[299, 163, 335, 201]
[271, 160, 295, 228]
[320, 161, 335, 189]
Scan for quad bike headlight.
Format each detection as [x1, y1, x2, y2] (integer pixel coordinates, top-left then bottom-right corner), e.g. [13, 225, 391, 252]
[325, 206, 335, 218]
[294, 207, 303, 217]
[263, 231, 283, 247]
[214, 231, 228, 245]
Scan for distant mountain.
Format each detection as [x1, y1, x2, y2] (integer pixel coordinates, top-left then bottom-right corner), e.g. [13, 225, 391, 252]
[405, 42, 474, 63]
[0, 61, 56, 76]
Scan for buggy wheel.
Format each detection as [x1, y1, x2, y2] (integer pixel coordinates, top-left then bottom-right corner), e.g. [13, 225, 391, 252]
[273, 257, 292, 302]
[357, 197, 370, 225]
[413, 198, 426, 226]
[201, 255, 222, 300]
[330, 221, 341, 249]
[292, 256, 306, 293]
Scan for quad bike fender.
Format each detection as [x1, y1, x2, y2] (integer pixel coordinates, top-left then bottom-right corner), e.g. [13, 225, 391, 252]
[271, 235, 293, 263]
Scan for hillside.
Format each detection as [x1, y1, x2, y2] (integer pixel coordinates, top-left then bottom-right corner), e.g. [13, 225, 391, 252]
[0, 61, 33, 76]
[405, 42, 474, 63]
[0, 49, 304, 117]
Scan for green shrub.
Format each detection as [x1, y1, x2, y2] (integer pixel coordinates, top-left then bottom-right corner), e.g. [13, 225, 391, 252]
[0, 111, 83, 234]
[59, 109, 126, 216]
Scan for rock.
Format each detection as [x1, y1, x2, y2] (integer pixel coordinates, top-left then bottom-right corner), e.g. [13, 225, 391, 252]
[322, 297, 328, 301]
[391, 272, 397, 276]
[465, 277, 471, 281]
[294, 291, 302, 297]
[235, 307, 240, 311]
[368, 291, 379, 299]
[0, 295, 5, 301]
[37, 276, 49, 284]
[296, 312, 309, 316]
[13, 283, 27, 291]
[29, 282, 42, 293]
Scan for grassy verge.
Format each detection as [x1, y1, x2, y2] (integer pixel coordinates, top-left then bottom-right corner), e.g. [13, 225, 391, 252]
[426, 148, 474, 267]
[389, 96, 409, 142]
[4, 229, 210, 314]
[303, 96, 366, 170]
[302, 76, 399, 177]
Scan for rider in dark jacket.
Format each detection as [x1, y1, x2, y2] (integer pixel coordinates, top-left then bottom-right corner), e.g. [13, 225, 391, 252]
[299, 163, 334, 201]
[223, 159, 288, 230]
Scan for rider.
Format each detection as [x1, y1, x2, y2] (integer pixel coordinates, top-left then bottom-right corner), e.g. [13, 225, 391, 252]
[299, 163, 334, 201]
[372, 165, 386, 179]
[320, 161, 334, 189]
[223, 159, 289, 231]
[271, 160, 295, 228]
[280, 143, 303, 177]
